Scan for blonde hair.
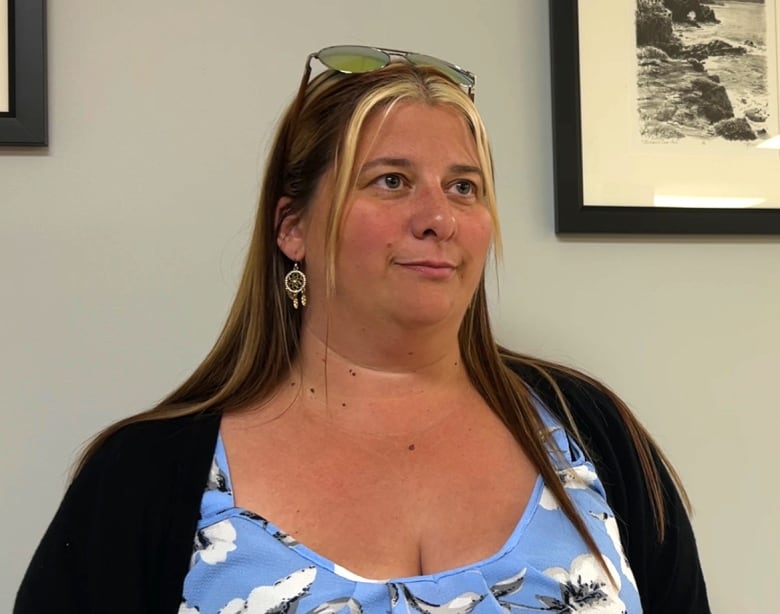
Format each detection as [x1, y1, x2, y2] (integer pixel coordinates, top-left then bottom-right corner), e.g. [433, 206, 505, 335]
[77, 62, 687, 563]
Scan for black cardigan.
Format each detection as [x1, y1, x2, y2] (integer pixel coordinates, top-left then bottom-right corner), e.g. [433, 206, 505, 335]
[15, 367, 710, 613]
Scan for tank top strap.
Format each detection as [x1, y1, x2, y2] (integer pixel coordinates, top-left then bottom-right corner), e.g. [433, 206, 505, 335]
[200, 433, 236, 519]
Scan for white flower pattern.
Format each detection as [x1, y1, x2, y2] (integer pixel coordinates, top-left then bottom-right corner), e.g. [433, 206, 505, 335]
[589, 512, 638, 593]
[540, 463, 599, 511]
[218, 566, 316, 614]
[192, 519, 237, 566]
[540, 554, 627, 613]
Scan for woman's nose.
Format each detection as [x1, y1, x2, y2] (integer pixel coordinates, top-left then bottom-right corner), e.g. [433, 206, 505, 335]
[410, 186, 456, 240]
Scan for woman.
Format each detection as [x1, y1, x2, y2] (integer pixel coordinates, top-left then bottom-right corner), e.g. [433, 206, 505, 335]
[15, 46, 710, 613]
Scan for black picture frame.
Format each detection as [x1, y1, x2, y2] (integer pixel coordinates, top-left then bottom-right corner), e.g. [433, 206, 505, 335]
[549, 0, 780, 235]
[0, 0, 47, 146]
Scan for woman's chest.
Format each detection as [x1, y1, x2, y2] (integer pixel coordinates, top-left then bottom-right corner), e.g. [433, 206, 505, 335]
[220, 405, 538, 579]
[182, 407, 642, 614]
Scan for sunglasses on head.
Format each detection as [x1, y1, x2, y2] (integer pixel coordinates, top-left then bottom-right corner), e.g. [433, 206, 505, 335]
[303, 45, 476, 100]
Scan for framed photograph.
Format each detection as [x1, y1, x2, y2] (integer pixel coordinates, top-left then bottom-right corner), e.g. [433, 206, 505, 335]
[550, 0, 780, 234]
[0, 0, 47, 146]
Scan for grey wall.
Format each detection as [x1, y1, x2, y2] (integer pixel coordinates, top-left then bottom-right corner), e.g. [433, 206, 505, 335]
[2, 1, 778, 610]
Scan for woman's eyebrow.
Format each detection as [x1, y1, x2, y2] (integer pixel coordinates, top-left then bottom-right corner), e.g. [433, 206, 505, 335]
[359, 158, 483, 179]
[450, 164, 483, 178]
[359, 157, 413, 172]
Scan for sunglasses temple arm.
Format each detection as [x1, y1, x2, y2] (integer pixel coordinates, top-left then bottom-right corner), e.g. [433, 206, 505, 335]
[282, 56, 316, 154]
[291, 55, 314, 115]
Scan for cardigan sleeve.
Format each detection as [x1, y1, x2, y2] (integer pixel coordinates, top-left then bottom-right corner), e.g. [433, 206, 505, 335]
[515, 364, 711, 613]
[14, 413, 219, 614]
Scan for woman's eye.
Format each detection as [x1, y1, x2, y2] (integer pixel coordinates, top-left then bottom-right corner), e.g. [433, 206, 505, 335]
[381, 174, 403, 189]
[453, 180, 476, 196]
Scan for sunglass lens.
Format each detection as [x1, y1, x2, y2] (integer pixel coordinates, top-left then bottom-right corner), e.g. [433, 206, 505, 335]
[318, 46, 390, 74]
[407, 53, 475, 87]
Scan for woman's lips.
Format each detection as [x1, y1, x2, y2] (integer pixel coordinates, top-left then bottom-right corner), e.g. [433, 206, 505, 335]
[396, 260, 457, 279]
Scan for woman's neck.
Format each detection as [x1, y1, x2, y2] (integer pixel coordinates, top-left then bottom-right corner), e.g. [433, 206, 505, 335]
[301, 319, 465, 382]
[268, 323, 478, 436]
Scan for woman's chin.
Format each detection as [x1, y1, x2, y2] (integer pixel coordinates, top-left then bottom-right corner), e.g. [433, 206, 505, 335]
[384, 299, 463, 331]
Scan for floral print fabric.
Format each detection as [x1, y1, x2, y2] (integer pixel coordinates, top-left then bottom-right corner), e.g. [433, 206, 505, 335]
[179, 404, 642, 613]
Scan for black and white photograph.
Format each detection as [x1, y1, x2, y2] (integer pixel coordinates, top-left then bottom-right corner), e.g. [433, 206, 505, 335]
[550, 0, 780, 233]
[1, 0, 9, 114]
[637, 0, 773, 143]
[0, 0, 47, 146]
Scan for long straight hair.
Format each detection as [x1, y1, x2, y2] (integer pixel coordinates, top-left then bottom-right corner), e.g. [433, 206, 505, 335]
[77, 63, 687, 558]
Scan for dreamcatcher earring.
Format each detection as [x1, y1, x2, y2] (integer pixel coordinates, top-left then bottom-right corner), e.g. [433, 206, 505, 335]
[284, 262, 307, 309]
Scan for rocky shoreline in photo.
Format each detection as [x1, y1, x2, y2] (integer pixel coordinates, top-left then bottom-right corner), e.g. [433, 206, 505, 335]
[636, 0, 767, 142]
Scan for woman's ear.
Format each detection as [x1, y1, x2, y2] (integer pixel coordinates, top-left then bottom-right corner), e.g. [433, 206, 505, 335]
[275, 196, 306, 261]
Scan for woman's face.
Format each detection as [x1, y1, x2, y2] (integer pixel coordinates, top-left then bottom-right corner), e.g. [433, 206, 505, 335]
[281, 100, 494, 343]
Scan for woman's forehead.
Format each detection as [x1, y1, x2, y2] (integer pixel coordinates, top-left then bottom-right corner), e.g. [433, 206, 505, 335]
[356, 101, 479, 161]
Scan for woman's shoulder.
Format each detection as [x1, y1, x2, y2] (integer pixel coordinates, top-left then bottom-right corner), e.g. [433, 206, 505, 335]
[102, 409, 221, 448]
[15, 410, 222, 613]
[502, 351, 711, 612]
[62, 410, 223, 561]
[75, 410, 222, 486]
[502, 352, 622, 439]
[501, 352, 652, 534]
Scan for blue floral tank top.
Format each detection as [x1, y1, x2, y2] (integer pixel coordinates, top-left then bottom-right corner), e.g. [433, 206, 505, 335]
[178, 404, 643, 613]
